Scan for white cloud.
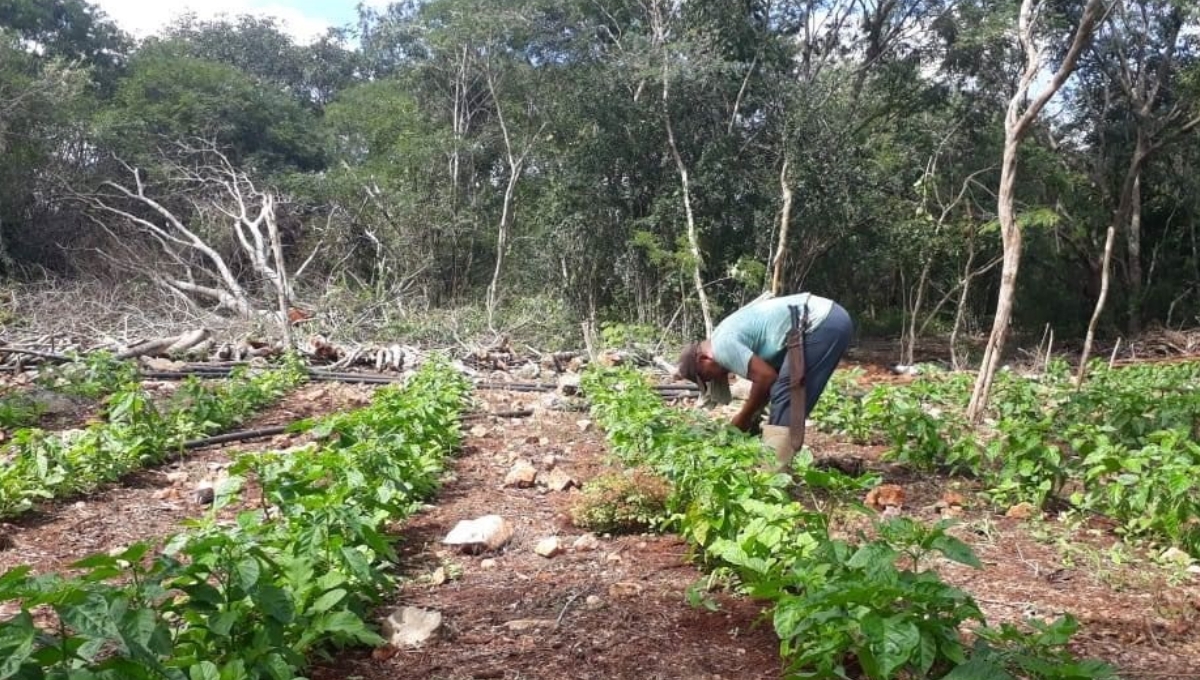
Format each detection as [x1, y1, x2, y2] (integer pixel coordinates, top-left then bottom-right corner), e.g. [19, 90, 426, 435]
[91, 0, 336, 44]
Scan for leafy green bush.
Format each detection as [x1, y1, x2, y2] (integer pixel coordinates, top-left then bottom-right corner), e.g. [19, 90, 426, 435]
[570, 468, 671, 533]
[35, 351, 140, 399]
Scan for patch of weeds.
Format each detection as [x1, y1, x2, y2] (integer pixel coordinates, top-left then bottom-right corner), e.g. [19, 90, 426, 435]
[35, 351, 139, 399]
[0, 392, 44, 429]
[570, 467, 671, 534]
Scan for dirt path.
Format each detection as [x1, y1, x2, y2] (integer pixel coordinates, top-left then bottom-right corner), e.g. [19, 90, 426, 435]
[311, 387, 784, 680]
[0, 382, 374, 580]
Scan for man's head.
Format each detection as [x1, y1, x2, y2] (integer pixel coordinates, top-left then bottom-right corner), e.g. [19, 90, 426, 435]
[676, 340, 732, 405]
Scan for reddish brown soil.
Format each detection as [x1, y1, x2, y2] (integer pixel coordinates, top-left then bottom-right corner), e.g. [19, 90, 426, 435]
[2, 365, 1199, 679]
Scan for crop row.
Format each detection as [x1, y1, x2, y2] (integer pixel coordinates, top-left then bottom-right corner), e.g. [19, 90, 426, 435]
[0, 357, 469, 680]
[812, 360, 1200, 554]
[0, 355, 309, 519]
[582, 367, 1114, 680]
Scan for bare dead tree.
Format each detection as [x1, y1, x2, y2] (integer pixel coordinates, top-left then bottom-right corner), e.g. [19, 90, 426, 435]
[483, 64, 544, 332]
[79, 142, 309, 344]
[650, 0, 713, 335]
[966, 0, 1109, 424]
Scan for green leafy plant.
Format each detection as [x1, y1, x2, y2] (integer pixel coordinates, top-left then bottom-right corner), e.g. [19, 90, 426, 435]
[0, 356, 470, 679]
[581, 366, 1114, 679]
[570, 467, 671, 534]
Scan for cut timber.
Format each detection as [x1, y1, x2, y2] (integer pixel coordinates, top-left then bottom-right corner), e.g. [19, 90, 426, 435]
[118, 328, 210, 359]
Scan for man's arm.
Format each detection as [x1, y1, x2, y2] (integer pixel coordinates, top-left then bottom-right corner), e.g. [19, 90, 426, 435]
[730, 355, 778, 431]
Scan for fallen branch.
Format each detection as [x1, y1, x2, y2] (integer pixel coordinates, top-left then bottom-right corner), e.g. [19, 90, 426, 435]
[0, 347, 72, 364]
[182, 425, 290, 450]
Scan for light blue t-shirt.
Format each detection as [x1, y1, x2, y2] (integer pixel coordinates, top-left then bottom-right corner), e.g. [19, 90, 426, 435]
[711, 293, 833, 377]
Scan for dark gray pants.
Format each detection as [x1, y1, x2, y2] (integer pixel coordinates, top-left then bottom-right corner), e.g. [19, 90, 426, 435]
[767, 303, 853, 426]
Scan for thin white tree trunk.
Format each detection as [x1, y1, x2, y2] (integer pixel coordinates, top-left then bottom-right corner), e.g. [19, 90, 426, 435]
[771, 158, 793, 296]
[655, 2, 712, 335]
[266, 198, 293, 349]
[966, 0, 1105, 424]
[1075, 224, 1116, 387]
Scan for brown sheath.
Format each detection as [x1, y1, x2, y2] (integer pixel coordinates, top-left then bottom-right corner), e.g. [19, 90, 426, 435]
[785, 304, 809, 453]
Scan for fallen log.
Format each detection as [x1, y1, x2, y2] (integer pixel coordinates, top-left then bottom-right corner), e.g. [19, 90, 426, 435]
[182, 425, 289, 450]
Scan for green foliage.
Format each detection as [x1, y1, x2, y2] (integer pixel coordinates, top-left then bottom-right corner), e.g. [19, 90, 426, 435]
[0, 392, 43, 429]
[36, 351, 139, 399]
[810, 358, 1200, 556]
[0, 355, 307, 518]
[570, 468, 671, 534]
[583, 367, 1112, 678]
[0, 357, 469, 679]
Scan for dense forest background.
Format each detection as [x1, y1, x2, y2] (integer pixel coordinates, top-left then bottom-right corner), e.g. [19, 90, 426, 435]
[1, 0, 1198, 354]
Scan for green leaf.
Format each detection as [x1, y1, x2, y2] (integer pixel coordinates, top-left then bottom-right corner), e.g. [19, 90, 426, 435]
[208, 611, 240, 637]
[189, 661, 220, 680]
[877, 618, 920, 677]
[253, 585, 294, 624]
[235, 558, 261, 593]
[0, 612, 36, 678]
[308, 588, 347, 615]
[930, 535, 982, 568]
[59, 592, 123, 640]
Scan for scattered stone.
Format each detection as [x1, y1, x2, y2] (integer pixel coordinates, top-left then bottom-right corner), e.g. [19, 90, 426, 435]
[534, 537, 563, 558]
[1005, 502, 1037, 520]
[142, 357, 185, 372]
[152, 488, 179, 501]
[429, 566, 448, 585]
[514, 363, 541, 380]
[443, 515, 514, 551]
[605, 552, 622, 564]
[939, 491, 967, 508]
[585, 595, 603, 609]
[165, 471, 189, 484]
[469, 424, 490, 438]
[575, 419, 594, 433]
[543, 468, 578, 492]
[1160, 547, 1193, 566]
[937, 505, 964, 518]
[504, 459, 538, 488]
[194, 483, 215, 506]
[608, 582, 644, 597]
[865, 484, 905, 511]
[572, 533, 600, 552]
[542, 453, 559, 469]
[382, 607, 442, 647]
[480, 558, 498, 570]
[557, 374, 582, 396]
[504, 619, 554, 632]
[1187, 564, 1200, 575]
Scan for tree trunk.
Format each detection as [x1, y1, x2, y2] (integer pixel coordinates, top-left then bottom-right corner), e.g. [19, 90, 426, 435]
[949, 244, 977, 371]
[901, 256, 932, 366]
[1126, 168, 1144, 335]
[266, 198, 293, 349]
[655, 3, 712, 336]
[965, 0, 1103, 424]
[771, 158, 793, 296]
[486, 164, 520, 330]
[1076, 224, 1117, 388]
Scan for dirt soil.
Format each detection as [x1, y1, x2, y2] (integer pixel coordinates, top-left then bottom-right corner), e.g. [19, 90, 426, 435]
[2, 363, 1199, 679]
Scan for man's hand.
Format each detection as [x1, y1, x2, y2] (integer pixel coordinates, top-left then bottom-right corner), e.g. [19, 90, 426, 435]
[730, 355, 777, 432]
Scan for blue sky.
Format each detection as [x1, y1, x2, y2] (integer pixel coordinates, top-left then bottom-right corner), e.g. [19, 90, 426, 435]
[92, 0, 388, 43]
